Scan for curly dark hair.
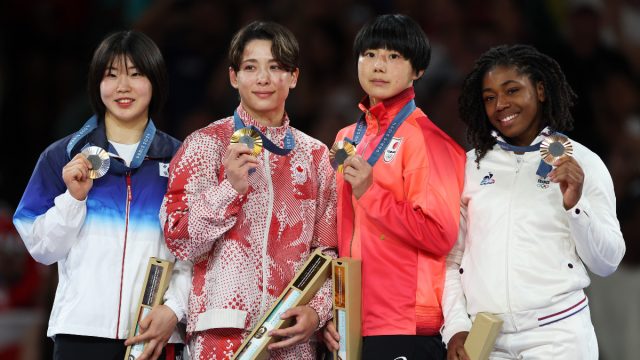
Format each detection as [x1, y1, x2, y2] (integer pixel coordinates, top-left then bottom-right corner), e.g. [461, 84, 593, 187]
[459, 44, 577, 166]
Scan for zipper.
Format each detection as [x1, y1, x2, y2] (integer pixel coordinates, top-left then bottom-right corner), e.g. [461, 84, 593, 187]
[116, 172, 133, 339]
[349, 111, 378, 255]
[260, 132, 275, 311]
[505, 155, 519, 330]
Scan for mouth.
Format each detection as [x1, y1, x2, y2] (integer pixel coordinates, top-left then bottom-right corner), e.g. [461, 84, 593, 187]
[370, 79, 388, 86]
[253, 91, 274, 99]
[115, 98, 134, 107]
[497, 113, 518, 125]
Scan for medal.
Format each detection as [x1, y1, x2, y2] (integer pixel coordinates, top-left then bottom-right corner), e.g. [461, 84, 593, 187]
[81, 146, 110, 179]
[540, 134, 573, 165]
[329, 140, 356, 172]
[231, 128, 263, 156]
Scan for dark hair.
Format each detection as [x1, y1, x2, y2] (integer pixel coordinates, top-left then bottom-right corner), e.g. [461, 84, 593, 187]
[459, 44, 577, 166]
[353, 14, 431, 76]
[87, 30, 167, 119]
[228, 21, 299, 73]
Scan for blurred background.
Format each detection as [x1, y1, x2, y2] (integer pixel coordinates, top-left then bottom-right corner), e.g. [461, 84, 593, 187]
[0, 0, 638, 359]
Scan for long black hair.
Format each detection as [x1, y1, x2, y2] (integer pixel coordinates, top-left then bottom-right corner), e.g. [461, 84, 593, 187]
[459, 44, 576, 166]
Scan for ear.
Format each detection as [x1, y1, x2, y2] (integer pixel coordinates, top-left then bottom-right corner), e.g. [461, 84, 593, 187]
[536, 81, 545, 102]
[289, 68, 299, 89]
[413, 69, 425, 81]
[229, 66, 239, 89]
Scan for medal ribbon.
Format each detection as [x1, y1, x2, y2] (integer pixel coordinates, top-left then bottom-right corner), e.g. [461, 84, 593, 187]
[66, 115, 157, 169]
[233, 111, 295, 155]
[346, 99, 416, 167]
[494, 131, 567, 178]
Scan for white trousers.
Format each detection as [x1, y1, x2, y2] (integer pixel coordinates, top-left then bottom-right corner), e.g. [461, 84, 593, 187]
[489, 306, 598, 359]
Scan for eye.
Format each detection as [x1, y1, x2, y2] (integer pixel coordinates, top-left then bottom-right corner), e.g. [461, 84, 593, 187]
[242, 64, 256, 71]
[483, 95, 495, 103]
[389, 53, 401, 60]
[104, 71, 117, 78]
[507, 87, 520, 95]
[363, 51, 375, 58]
[130, 71, 143, 77]
[270, 64, 283, 71]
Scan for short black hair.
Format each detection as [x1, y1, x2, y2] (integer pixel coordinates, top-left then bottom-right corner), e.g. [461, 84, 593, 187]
[87, 30, 167, 119]
[459, 44, 577, 166]
[353, 14, 431, 76]
[229, 21, 299, 73]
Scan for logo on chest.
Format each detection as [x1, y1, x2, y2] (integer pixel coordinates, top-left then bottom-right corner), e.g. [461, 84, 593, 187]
[291, 161, 307, 184]
[480, 172, 495, 185]
[537, 177, 551, 189]
[383, 137, 403, 163]
[159, 162, 169, 177]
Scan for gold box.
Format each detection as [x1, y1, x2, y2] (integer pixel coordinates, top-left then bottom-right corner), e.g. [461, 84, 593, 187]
[464, 312, 503, 360]
[124, 257, 174, 360]
[233, 249, 333, 360]
[332, 258, 361, 360]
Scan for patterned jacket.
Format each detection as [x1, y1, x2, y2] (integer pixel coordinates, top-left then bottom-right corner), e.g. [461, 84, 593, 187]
[161, 106, 337, 358]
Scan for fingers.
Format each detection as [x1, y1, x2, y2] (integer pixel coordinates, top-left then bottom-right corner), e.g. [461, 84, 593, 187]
[549, 157, 584, 183]
[136, 339, 160, 360]
[268, 334, 300, 351]
[322, 321, 340, 351]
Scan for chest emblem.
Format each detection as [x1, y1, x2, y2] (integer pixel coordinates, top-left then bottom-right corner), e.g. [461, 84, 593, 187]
[159, 162, 169, 177]
[291, 161, 307, 184]
[480, 172, 495, 185]
[383, 137, 403, 163]
[537, 177, 551, 189]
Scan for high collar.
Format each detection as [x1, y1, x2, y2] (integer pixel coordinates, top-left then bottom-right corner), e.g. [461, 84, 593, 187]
[358, 87, 415, 134]
[492, 126, 554, 147]
[236, 105, 291, 132]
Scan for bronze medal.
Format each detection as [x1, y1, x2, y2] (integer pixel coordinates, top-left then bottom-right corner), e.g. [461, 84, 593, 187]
[540, 134, 573, 165]
[81, 146, 110, 179]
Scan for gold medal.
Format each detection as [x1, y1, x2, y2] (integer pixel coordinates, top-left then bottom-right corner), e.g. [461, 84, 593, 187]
[540, 134, 573, 165]
[329, 140, 356, 172]
[81, 146, 110, 179]
[231, 128, 263, 156]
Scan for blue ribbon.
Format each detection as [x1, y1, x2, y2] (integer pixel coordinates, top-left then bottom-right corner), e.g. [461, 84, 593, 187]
[495, 139, 552, 177]
[233, 111, 295, 156]
[346, 100, 416, 166]
[66, 115, 156, 169]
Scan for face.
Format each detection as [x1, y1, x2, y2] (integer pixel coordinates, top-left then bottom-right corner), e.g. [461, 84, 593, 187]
[100, 56, 152, 126]
[357, 48, 422, 106]
[482, 65, 545, 146]
[229, 39, 298, 126]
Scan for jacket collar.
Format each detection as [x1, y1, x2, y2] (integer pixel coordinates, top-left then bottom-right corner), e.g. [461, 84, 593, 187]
[235, 105, 292, 143]
[357, 87, 415, 135]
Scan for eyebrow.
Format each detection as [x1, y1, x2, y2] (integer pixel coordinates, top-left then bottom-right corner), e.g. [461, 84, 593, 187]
[482, 79, 520, 92]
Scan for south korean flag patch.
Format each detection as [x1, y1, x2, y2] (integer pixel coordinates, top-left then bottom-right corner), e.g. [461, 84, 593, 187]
[159, 162, 169, 177]
[383, 137, 403, 163]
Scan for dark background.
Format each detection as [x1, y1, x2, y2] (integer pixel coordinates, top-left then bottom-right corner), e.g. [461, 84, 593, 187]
[0, 0, 638, 359]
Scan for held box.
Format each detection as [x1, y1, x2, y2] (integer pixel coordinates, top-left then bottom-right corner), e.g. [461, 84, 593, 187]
[332, 258, 361, 360]
[464, 312, 503, 360]
[233, 249, 333, 360]
[124, 257, 174, 360]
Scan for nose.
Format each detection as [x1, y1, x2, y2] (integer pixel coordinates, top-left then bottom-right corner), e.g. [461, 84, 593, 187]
[256, 66, 270, 85]
[116, 75, 130, 93]
[373, 55, 386, 72]
[496, 94, 510, 111]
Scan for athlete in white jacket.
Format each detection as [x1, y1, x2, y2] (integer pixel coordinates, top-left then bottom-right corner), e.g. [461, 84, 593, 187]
[442, 45, 625, 360]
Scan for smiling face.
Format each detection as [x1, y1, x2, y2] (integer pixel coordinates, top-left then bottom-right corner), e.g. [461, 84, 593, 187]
[482, 65, 546, 146]
[100, 55, 152, 127]
[229, 39, 298, 126]
[357, 48, 423, 106]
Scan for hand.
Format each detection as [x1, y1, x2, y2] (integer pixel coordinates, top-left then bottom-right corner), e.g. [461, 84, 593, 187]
[343, 155, 373, 199]
[223, 143, 259, 194]
[124, 305, 178, 360]
[447, 331, 470, 360]
[62, 153, 94, 200]
[548, 156, 584, 210]
[321, 319, 340, 352]
[267, 305, 319, 351]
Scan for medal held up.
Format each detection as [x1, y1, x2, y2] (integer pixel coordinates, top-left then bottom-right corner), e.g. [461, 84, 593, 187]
[329, 140, 356, 173]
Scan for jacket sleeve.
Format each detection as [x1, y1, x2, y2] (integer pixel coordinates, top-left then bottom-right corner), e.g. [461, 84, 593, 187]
[161, 131, 246, 261]
[13, 147, 87, 265]
[356, 136, 465, 256]
[567, 153, 625, 277]
[441, 203, 472, 344]
[306, 145, 338, 328]
[162, 258, 192, 325]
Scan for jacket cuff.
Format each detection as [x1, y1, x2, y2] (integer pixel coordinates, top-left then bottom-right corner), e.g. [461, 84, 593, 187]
[162, 299, 186, 324]
[440, 319, 472, 345]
